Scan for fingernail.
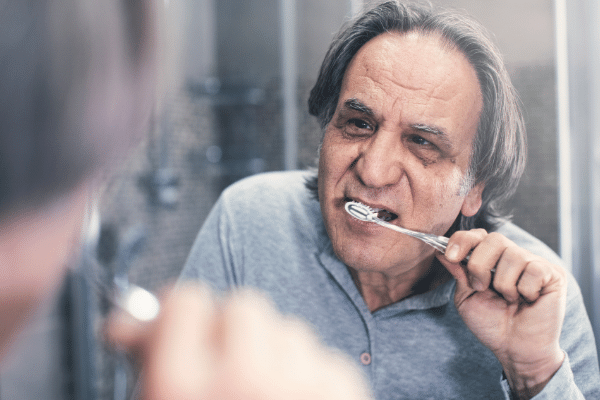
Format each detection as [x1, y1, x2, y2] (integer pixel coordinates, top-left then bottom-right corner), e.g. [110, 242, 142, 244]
[445, 244, 459, 260]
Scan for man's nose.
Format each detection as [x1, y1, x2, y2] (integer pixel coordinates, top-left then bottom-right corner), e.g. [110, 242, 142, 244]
[353, 132, 403, 188]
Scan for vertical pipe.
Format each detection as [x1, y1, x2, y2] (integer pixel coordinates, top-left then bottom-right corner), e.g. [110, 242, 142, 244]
[560, 0, 600, 357]
[587, 0, 600, 351]
[554, 0, 572, 271]
[280, 0, 298, 170]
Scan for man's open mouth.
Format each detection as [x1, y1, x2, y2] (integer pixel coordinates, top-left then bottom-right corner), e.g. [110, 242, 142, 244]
[345, 198, 398, 222]
[371, 208, 398, 222]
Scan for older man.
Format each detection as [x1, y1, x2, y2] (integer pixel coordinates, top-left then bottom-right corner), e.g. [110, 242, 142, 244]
[180, 1, 600, 399]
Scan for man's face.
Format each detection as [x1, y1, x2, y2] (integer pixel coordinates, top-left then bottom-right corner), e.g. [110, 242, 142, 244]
[318, 31, 484, 276]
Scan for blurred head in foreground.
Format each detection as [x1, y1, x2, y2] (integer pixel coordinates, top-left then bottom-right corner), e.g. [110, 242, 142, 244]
[0, 0, 156, 358]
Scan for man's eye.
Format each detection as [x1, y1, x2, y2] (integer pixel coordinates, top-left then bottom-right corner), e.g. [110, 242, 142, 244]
[410, 135, 432, 146]
[349, 119, 371, 130]
[344, 118, 373, 138]
[406, 134, 441, 163]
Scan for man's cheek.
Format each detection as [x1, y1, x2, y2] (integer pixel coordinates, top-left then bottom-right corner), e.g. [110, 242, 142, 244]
[433, 166, 465, 196]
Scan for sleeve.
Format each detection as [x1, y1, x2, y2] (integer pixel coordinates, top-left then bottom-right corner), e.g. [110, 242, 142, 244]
[178, 191, 242, 294]
[500, 354, 586, 400]
[499, 274, 600, 399]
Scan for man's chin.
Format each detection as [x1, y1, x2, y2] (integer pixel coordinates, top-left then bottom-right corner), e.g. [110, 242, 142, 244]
[333, 236, 436, 275]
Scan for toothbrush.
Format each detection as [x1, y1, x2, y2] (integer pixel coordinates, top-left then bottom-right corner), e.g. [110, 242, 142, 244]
[345, 201, 471, 263]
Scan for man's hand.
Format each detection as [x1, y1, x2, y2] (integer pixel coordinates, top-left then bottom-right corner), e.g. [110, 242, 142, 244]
[436, 229, 567, 400]
[106, 284, 373, 400]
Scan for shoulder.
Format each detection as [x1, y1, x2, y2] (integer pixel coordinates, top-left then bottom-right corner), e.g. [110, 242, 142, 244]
[219, 170, 315, 212]
[217, 170, 323, 239]
[222, 170, 311, 199]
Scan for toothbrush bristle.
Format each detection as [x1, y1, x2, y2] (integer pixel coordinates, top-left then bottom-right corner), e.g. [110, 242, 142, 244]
[346, 200, 398, 222]
[345, 201, 378, 222]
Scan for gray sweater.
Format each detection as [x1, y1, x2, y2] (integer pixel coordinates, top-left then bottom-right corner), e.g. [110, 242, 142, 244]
[180, 170, 600, 399]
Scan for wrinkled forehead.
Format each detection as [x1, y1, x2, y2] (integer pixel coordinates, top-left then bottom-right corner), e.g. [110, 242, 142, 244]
[338, 31, 483, 139]
[343, 30, 482, 99]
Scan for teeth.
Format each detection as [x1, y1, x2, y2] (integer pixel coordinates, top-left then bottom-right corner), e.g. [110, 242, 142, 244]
[377, 210, 396, 222]
[350, 200, 398, 221]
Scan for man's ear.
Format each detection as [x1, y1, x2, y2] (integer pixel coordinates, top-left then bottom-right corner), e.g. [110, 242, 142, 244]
[461, 183, 484, 217]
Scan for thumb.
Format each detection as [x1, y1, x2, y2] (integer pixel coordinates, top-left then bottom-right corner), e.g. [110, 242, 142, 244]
[436, 253, 473, 299]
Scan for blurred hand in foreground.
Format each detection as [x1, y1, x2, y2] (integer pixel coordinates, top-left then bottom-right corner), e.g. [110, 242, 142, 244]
[106, 284, 373, 400]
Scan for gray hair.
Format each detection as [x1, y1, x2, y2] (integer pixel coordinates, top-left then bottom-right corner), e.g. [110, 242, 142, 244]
[306, 0, 526, 231]
[0, 0, 155, 216]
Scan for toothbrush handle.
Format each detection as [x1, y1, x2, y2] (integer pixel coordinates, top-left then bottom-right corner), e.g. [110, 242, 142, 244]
[371, 218, 474, 265]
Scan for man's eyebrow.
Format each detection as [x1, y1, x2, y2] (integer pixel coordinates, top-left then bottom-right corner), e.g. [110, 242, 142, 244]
[411, 123, 453, 148]
[411, 123, 446, 136]
[342, 98, 374, 116]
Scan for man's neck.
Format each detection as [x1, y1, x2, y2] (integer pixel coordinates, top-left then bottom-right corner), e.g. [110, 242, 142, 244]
[349, 257, 452, 312]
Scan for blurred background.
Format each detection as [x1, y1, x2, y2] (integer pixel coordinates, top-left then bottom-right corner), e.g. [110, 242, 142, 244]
[2, 0, 599, 398]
